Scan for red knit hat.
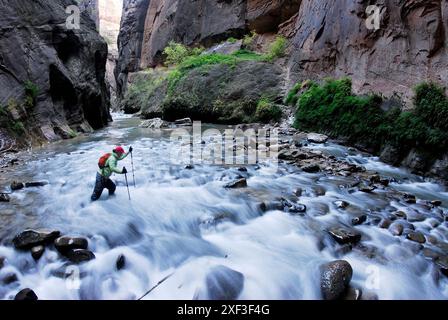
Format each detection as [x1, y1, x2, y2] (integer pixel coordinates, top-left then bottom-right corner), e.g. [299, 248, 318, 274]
[114, 146, 125, 155]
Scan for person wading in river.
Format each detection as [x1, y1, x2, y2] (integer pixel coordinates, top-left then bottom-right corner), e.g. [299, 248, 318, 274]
[91, 146, 133, 201]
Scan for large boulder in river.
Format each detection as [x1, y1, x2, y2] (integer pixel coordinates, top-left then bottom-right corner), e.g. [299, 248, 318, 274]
[14, 288, 38, 301]
[328, 227, 361, 245]
[66, 249, 96, 264]
[13, 230, 61, 250]
[54, 237, 89, 254]
[0, 193, 10, 202]
[195, 265, 245, 300]
[320, 260, 353, 300]
[307, 133, 328, 144]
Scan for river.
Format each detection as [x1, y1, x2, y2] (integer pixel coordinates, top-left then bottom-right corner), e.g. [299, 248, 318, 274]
[0, 114, 447, 300]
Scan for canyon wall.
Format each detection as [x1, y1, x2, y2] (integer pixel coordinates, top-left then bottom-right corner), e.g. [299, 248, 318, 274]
[116, 0, 447, 104]
[0, 0, 110, 150]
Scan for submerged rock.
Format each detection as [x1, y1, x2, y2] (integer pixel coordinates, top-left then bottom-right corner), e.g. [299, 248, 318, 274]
[328, 227, 361, 245]
[0, 256, 4, 269]
[343, 286, 363, 300]
[31, 245, 45, 260]
[334, 200, 349, 209]
[175, 118, 193, 126]
[389, 222, 404, 236]
[435, 256, 448, 276]
[0, 193, 10, 202]
[14, 288, 38, 301]
[54, 237, 88, 254]
[224, 178, 247, 189]
[13, 229, 61, 250]
[351, 215, 367, 226]
[10, 181, 24, 191]
[320, 260, 353, 300]
[196, 265, 244, 300]
[116, 254, 126, 271]
[281, 198, 307, 214]
[66, 249, 95, 264]
[25, 181, 49, 188]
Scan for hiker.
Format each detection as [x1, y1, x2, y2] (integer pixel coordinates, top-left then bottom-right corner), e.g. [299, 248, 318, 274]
[91, 146, 133, 201]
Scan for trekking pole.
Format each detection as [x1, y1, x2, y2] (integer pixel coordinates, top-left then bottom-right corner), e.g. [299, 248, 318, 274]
[124, 173, 131, 201]
[130, 150, 136, 188]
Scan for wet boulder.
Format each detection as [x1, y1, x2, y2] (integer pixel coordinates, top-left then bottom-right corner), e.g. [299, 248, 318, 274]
[2, 272, 18, 285]
[195, 265, 244, 300]
[139, 118, 169, 129]
[343, 286, 362, 300]
[14, 288, 38, 301]
[307, 133, 328, 144]
[66, 249, 95, 264]
[302, 164, 321, 173]
[24, 181, 49, 188]
[389, 222, 404, 236]
[31, 245, 45, 260]
[334, 200, 349, 209]
[116, 254, 126, 271]
[0, 256, 5, 269]
[378, 219, 392, 229]
[435, 256, 448, 276]
[351, 215, 367, 226]
[10, 181, 24, 191]
[407, 211, 426, 223]
[281, 198, 306, 214]
[328, 227, 361, 245]
[406, 231, 426, 244]
[0, 193, 10, 202]
[359, 185, 376, 193]
[54, 236, 89, 254]
[431, 200, 442, 207]
[13, 229, 61, 250]
[224, 178, 247, 189]
[320, 260, 353, 300]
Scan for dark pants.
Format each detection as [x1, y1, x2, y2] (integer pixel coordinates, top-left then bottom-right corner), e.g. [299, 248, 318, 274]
[91, 173, 116, 201]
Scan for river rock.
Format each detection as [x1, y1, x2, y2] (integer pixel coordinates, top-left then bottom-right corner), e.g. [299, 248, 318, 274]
[10, 181, 24, 191]
[224, 178, 247, 189]
[394, 211, 407, 219]
[0, 193, 10, 202]
[403, 193, 417, 204]
[343, 286, 362, 300]
[435, 256, 448, 276]
[14, 288, 38, 301]
[307, 133, 328, 144]
[334, 200, 349, 209]
[359, 185, 376, 193]
[116, 254, 126, 271]
[13, 229, 61, 250]
[351, 215, 367, 226]
[31, 245, 45, 260]
[54, 236, 88, 254]
[281, 198, 306, 214]
[25, 181, 49, 188]
[389, 222, 404, 236]
[0, 256, 4, 269]
[65, 249, 96, 264]
[139, 118, 169, 129]
[195, 265, 245, 300]
[431, 200, 442, 207]
[175, 118, 193, 126]
[422, 248, 440, 261]
[406, 231, 426, 244]
[320, 260, 353, 300]
[293, 188, 303, 197]
[302, 164, 320, 173]
[407, 211, 426, 223]
[378, 219, 392, 229]
[328, 227, 361, 245]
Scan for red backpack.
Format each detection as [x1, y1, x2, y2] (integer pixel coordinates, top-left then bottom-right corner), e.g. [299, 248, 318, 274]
[98, 153, 112, 169]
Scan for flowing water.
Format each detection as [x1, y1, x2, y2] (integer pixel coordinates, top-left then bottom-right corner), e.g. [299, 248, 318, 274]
[0, 114, 447, 300]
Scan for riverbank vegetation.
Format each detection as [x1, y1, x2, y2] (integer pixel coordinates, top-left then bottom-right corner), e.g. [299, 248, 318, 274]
[291, 79, 448, 156]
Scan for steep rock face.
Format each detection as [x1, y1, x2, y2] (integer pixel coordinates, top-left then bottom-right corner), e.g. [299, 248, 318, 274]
[78, 0, 100, 28]
[0, 0, 110, 150]
[115, 0, 151, 98]
[285, 0, 447, 103]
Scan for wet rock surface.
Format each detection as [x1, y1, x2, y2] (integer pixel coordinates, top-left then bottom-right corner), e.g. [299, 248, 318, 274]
[320, 260, 353, 300]
[13, 230, 61, 250]
[14, 288, 38, 301]
[195, 265, 245, 300]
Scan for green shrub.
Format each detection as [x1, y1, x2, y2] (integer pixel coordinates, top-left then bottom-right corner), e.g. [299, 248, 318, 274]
[24, 81, 39, 99]
[163, 42, 204, 66]
[123, 71, 167, 109]
[227, 37, 238, 43]
[242, 31, 257, 48]
[232, 49, 263, 61]
[254, 98, 282, 123]
[285, 82, 301, 105]
[294, 78, 448, 154]
[264, 36, 287, 62]
[12, 121, 25, 134]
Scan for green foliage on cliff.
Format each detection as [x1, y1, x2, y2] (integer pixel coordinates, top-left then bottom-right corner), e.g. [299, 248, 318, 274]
[163, 42, 204, 66]
[264, 36, 287, 62]
[285, 82, 301, 105]
[255, 97, 282, 123]
[293, 79, 448, 154]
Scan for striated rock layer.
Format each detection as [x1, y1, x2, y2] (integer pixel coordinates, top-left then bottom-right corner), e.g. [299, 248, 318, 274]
[0, 0, 110, 149]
